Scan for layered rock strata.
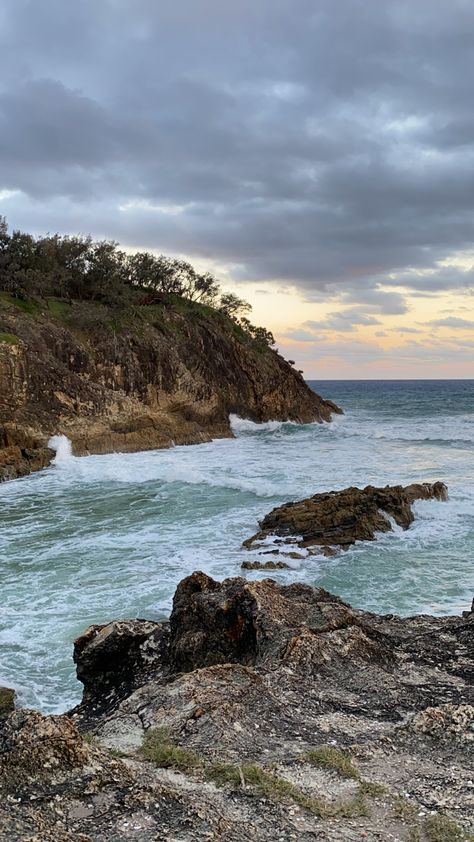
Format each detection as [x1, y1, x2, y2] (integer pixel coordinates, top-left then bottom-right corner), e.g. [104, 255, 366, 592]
[244, 481, 448, 552]
[0, 297, 340, 481]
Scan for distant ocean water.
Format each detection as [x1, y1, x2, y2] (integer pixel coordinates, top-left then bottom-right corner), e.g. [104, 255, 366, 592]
[0, 379, 473, 713]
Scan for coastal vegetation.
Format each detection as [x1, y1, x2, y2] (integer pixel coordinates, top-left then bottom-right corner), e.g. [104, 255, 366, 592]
[0, 216, 275, 348]
[141, 726, 381, 819]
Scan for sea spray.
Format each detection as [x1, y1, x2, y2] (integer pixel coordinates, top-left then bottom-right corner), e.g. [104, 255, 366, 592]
[48, 435, 73, 465]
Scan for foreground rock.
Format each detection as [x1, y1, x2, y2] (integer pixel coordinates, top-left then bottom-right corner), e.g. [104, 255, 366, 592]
[244, 481, 448, 552]
[2, 572, 472, 840]
[0, 297, 340, 481]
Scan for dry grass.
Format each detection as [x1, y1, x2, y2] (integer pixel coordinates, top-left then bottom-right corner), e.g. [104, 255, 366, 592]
[206, 760, 329, 816]
[424, 814, 473, 842]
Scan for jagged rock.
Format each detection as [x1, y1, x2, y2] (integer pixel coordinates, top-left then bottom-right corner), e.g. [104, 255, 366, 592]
[0, 686, 15, 718]
[0, 708, 231, 841]
[73, 619, 169, 718]
[0, 710, 89, 786]
[168, 572, 367, 673]
[411, 704, 474, 743]
[0, 423, 53, 482]
[0, 297, 340, 481]
[3, 574, 473, 840]
[241, 560, 290, 570]
[244, 481, 448, 550]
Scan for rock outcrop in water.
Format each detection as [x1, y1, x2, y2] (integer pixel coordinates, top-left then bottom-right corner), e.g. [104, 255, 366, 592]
[0, 296, 340, 481]
[2, 572, 472, 841]
[244, 481, 448, 552]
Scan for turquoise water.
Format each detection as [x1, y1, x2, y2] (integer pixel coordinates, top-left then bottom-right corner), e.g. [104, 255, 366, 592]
[0, 379, 473, 713]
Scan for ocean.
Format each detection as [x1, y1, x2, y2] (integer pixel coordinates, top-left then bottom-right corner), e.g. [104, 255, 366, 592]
[0, 379, 473, 714]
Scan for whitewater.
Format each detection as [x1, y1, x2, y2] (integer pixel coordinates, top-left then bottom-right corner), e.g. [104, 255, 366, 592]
[0, 379, 473, 713]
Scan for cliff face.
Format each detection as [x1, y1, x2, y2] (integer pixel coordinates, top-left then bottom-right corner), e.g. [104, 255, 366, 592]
[0, 294, 340, 481]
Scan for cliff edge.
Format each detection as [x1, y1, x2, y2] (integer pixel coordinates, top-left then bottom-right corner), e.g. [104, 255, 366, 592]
[0, 293, 339, 481]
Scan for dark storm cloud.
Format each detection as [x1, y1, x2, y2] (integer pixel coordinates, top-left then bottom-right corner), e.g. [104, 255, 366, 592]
[1, 0, 474, 301]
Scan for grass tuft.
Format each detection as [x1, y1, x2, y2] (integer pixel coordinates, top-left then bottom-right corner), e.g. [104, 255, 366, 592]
[206, 760, 329, 815]
[358, 779, 387, 798]
[305, 746, 359, 779]
[424, 814, 473, 842]
[141, 727, 202, 771]
[0, 331, 19, 345]
[392, 797, 418, 820]
[142, 730, 392, 820]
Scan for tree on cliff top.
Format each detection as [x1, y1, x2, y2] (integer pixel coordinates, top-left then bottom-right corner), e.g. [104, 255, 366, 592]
[0, 217, 274, 348]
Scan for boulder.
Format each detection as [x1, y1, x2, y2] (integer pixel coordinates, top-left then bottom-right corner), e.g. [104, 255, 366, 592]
[244, 481, 448, 550]
[73, 619, 169, 718]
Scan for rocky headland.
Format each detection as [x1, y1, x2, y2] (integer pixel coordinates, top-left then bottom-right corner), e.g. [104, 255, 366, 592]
[0, 294, 339, 482]
[244, 482, 448, 556]
[1, 572, 473, 841]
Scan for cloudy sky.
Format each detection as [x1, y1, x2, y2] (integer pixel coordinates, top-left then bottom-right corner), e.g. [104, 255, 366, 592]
[1, 0, 474, 377]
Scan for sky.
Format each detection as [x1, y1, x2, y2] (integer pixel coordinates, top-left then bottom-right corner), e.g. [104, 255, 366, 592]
[1, 0, 473, 378]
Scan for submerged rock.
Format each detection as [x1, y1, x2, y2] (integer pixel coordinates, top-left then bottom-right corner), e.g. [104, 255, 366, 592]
[244, 481, 448, 550]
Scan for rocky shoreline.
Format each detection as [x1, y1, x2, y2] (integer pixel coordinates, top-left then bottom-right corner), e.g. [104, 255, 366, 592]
[1, 571, 473, 841]
[244, 482, 449, 556]
[0, 296, 340, 482]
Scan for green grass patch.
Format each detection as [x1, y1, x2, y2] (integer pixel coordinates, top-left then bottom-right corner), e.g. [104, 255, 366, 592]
[141, 727, 202, 771]
[0, 292, 40, 315]
[305, 746, 359, 779]
[141, 729, 386, 819]
[424, 814, 473, 842]
[206, 760, 329, 816]
[46, 299, 72, 319]
[0, 331, 19, 344]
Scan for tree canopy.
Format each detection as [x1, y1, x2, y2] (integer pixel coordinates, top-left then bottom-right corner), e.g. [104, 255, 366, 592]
[0, 218, 275, 347]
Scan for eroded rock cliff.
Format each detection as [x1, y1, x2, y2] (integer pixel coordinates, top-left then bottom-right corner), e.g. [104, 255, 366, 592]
[0, 295, 340, 481]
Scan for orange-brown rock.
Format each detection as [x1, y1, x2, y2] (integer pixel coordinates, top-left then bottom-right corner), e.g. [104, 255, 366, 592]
[0, 296, 340, 481]
[244, 481, 448, 550]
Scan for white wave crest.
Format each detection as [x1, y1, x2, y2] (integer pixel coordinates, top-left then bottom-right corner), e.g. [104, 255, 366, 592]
[48, 435, 73, 465]
[229, 414, 288, 434]
[161, 463, 278, 497]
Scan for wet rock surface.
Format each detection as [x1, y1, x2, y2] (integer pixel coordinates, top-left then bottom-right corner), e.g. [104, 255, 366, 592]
[244, 481, 448, 551]
[0, 686, 15, 719]
[2, 573, 473, 840]
[241, 559, 290, 570]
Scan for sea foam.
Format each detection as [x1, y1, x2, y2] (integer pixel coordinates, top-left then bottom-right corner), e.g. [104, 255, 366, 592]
[48, 434, 73, 465]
